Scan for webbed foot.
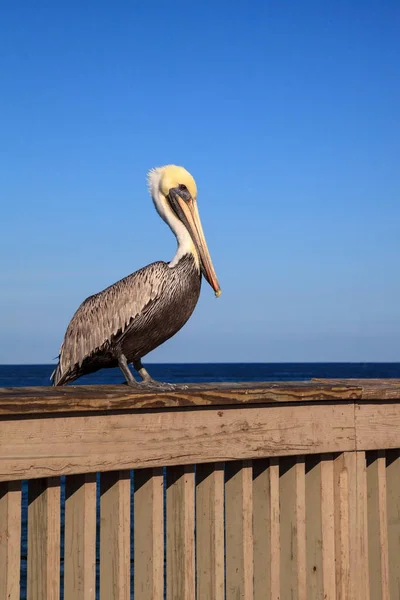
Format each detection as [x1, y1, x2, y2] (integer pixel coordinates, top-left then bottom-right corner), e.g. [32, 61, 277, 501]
[138, 381, 188, 391]
[132, 359, 188, 390]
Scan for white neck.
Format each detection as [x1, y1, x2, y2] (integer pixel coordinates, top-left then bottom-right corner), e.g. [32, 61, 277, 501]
[149, 173, 199, 269]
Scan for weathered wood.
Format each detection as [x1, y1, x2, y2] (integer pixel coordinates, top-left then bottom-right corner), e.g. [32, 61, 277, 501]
[356, 402, 400, 451]
[1, 380, 400, 600]
[100, 471, 130, 600]
[253, 459, 271, 600]
[166, 465, 195, 600]
[134, 468, 164, 600]
[354, 451, 370, 600]
[320, 454, 337, 599]
[269, 457, 280, 599]
[0, 381, 363, 415]
[314, 378, 400, 399]
[0, 481, 21, 600]
[280, 456, 307, 600]
[225, 460, 253, 600]
[64, 473, 96, 600]
[334, 452, 369, 600]
[386, 450, 400, 598]
[0, 402, 355, 481]
[27, 477, 60, 600]
[304, 454, 338, 599]
[253, 458, 280, 600]
[334, 453, 350, 600]
[196, 462, 224, 600]
[367, 451, 390, 600]
[306, 455, 324, 598]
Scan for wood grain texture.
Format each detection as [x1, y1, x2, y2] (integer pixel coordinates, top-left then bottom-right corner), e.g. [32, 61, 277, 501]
[225, 460, 253, 600]
[305, 455, 324, 599]
[314, 378, 400, 399]
[269, 458, 280, 600]
[64, 473, 96, 600]
[354, 451, 370, 600]
[367, 451, 390, 600]
[334, 452, 369, 600]
[0, 381, 363, 415]
[253, 459, 272, 600]
[196, 463, 224, 600]
[320, 454, 337, 600]
[27, 477, 60, 600]
[134, 468, 164, 600]
[166, 465, 195, 600]
[280, 456, 307, 600]
[100, 471, 131, 600]
[334, 453, 351, 600]
[356, 402, 400, 451]
[0, 402, 355, 482]
[253, 458, 280, 600]
[386, 450, 400, 599]
[0, 481, 21, 600]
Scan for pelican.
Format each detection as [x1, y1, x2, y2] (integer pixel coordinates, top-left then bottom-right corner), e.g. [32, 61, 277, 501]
[51, 165, 221, 388]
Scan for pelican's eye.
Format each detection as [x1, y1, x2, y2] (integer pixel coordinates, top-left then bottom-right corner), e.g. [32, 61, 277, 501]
[177, 183, 191, 202]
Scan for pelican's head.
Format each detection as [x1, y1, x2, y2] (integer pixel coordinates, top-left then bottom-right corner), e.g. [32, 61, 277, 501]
[148, 165, 221, 297]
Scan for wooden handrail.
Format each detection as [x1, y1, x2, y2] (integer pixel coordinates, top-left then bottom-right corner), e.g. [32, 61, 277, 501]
[0, 379, 399, 482]
[1, 379, 400, 599]
[0, 379, 400, 416]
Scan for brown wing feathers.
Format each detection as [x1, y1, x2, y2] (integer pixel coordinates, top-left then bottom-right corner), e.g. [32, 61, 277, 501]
[51, 262, 168, 385]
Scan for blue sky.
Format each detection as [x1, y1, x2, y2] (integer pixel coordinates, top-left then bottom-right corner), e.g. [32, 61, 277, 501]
[1, 0, 399, 363]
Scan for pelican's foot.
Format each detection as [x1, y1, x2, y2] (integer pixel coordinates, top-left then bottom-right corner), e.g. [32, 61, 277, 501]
[138, 380, 189, 391]
[132, 359, 188, 390]
[123, 380, 141, 387]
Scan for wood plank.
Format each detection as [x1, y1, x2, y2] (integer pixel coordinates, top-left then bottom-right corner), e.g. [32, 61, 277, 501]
[27, 477, 60, 600]
[134, 468, 164, 600]
[334, 452, 369, 600]
[0, 481, 22, 600]
[367, 451, 390, 600]
[334, 452, 351, 600]
[64, 473, 96, 600]
[100, 470, 130, 600]
[253, 459, 271, 600]
[356, 402, 400, 451]
[166, 465, 195, 600]
[0, 402, 356, 481]
[0, 381, 362, 415]
[225, 460, 253, 600]
[269, 458, 280, 599]
[354, 450, 370, 600]
[253, 458, 280, 600]
[305, 455, 324, 598]
[386, 450, 400, 598]
[296, 457, 307, 600]
[320, 454, 336, 599]
[280, 456, 306, 600]
[314, 378, 400, 399]
[196, 462, 224, 600]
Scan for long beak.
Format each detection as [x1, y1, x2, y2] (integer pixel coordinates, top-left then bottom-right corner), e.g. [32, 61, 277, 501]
[169, 190, 221, 297]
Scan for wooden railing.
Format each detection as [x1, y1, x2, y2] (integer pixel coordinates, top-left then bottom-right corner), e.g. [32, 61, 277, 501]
[0, 379, 400, 599]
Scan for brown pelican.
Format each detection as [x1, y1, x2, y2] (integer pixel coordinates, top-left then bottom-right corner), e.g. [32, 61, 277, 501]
[51, 165, 221, 388]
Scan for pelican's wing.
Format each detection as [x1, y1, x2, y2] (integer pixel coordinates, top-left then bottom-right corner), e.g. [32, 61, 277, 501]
[52, 262, 168, 384]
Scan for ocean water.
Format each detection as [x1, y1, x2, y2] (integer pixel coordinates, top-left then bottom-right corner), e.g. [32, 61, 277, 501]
[1, 361, 400, 388]
[4, 362, 400, 599]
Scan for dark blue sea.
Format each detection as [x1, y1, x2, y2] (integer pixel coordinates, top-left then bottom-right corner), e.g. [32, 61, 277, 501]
[4, 362, 400, 599]
[2, 361, 400, 387]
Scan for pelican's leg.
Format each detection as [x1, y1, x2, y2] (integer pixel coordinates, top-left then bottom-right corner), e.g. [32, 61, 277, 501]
[118, 354, 140, 387]
[133, 360, 188, 390]
[133, 360, 158, 384]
